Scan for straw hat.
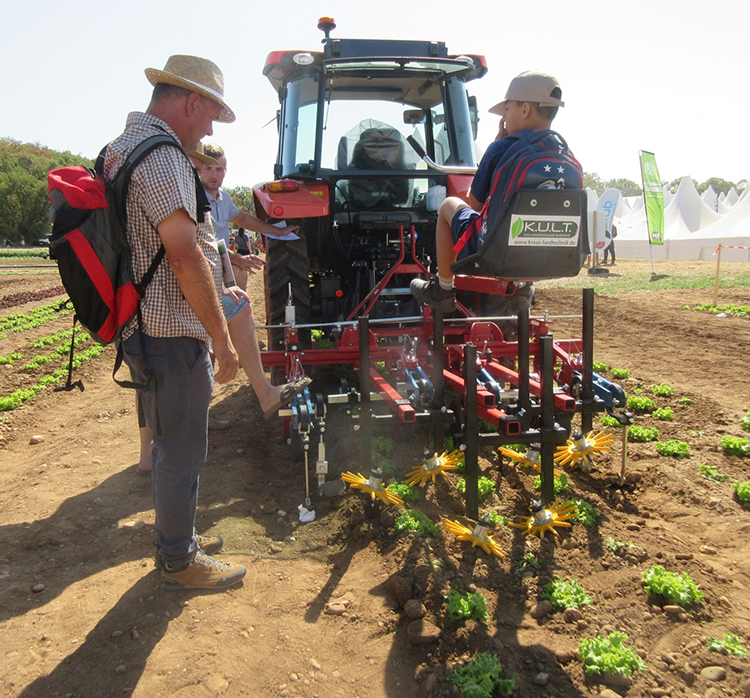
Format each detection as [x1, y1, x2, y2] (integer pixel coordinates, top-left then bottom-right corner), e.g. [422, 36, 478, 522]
[145, 55, 235, 123]
[189, 142, 219, 166]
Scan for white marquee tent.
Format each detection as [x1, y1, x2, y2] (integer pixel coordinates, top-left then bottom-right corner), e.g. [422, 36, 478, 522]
[612, 176, 749, 261]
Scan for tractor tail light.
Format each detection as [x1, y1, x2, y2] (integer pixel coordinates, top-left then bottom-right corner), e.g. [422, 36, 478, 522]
[266, 180, 300, 193]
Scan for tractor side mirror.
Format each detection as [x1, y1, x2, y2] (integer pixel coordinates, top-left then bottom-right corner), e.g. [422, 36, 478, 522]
[403, 109, 426, 125]
[468, 95, 478, 141]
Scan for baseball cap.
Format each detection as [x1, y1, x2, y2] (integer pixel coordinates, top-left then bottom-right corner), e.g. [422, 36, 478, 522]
[489, 71, 564, 115]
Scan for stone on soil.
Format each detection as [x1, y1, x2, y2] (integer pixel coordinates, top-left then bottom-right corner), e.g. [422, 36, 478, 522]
[531, 600, 554, 619]
[700, 665, 726, 681]
[386, 574, 413, 608]
[404, 599, 426, 620]
[407, 619, 441, 645]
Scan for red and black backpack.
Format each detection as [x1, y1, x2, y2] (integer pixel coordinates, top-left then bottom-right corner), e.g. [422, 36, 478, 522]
[47, 133, 206, 389]
[454, 130, 583, 255]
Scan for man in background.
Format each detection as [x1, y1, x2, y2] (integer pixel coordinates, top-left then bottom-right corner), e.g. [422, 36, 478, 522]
[200, 144, 298, 290]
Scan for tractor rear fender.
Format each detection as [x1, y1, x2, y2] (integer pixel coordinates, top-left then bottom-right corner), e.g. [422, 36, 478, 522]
[253, 181, 329, 220]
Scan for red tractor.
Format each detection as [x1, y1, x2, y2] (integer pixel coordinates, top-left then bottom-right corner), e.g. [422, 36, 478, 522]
[253, 19, 628, 526]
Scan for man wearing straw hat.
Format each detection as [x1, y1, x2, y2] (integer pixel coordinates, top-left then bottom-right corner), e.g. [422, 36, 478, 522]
[103, 55, 246, 590]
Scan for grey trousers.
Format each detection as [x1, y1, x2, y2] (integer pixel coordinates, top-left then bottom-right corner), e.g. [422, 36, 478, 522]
[123, 331, 214, 568]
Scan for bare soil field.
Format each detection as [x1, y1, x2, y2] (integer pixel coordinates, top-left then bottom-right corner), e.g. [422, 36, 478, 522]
[0, 259, 749, 698]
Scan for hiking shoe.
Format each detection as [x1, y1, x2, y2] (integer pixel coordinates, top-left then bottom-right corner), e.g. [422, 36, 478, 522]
[195, 534, 224, 556]
[154, 534, 224, 570]
[161, 550, 246, 590]
[410, 277, 457, 313]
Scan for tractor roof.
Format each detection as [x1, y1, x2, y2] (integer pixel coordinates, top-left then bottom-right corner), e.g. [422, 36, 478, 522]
[263, 37, 487, 101]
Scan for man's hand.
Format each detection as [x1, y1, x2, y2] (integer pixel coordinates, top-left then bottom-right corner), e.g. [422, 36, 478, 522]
[222, 285, 251, 304]
[230, 251, 265, 274]
[271, 224, 300, 237]
[212, 337, 239, 384]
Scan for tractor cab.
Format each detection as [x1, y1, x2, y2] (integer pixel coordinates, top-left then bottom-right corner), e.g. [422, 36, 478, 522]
[255, 19, 487, 344]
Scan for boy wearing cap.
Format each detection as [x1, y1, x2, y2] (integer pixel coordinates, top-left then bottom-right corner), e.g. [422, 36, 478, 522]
[411, 71, 566, 312]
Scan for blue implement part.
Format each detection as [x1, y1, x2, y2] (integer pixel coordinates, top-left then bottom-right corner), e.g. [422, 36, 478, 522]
[477, 367, 502, 402]
[404, 366, 433, 407]
[574, 371, 626, 409]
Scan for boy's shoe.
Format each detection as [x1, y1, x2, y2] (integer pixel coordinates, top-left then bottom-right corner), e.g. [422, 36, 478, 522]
[154, 534, 224, 570]
[161, 550, 246, 590]
[410, 277, 457, 313]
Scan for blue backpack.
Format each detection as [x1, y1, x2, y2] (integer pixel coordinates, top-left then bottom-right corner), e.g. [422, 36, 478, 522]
[454, 130, 582, 255]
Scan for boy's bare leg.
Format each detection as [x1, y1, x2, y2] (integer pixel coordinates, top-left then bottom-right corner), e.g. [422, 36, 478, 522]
[227, 302, 282, 413]
[410, 197, 471, 313]
[436, 197, 472, 279]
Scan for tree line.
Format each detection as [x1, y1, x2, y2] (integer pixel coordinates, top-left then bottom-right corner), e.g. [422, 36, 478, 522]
[0, 138, 745, 243]
[0, 138, 93, 245]
[585, 171, 748, 197]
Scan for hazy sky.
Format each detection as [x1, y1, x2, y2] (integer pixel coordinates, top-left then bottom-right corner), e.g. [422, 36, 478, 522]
[2, 0, 746, 189]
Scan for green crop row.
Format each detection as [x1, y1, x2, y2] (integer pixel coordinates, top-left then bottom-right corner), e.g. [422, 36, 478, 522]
[0, 249, 49, 259]
[30, 327, 76, 348]
[689, 303, 750, 318]
[0, 344, 104, 413]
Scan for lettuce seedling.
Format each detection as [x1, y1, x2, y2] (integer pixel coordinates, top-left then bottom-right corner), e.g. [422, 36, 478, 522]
[393, 510, 438, 537]
[652, 407, 674, 421]
[487, 509, 508, 526]
[651, 383, 675, 397]
[533, 473, 569, 494]
[707, 633, 747, 657]
[642, 565, 704, 606]
[371, 436, 394, 456]
[445, 590, 489, 622]
[600, 414, 621, 428]
[542, 578, 592, 610]
[720, 436, 750, 457]
[742, 411, 750, 433]
[628, 425, 659, 442]
[447, 653, 515, 698]
[655, 440, 690, 458]
[386, 481, 420, 502]
[456, 476, 495, 500]
[626, 395, 655, 413]
[698, 464, 730, 482]
[604, 536, 633, 554]
[579, 632, 646, 676]
[592, 361, 608, 372]
[733, 481, 750, 504]
[571, 498, 601, 528]
[611, 367, 630, 379]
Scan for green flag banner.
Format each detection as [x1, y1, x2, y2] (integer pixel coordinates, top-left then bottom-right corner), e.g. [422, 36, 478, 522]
[639, 151, 664, 245]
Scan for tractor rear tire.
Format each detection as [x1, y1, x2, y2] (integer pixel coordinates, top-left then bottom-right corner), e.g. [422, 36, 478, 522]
[265, 227, 312, 351]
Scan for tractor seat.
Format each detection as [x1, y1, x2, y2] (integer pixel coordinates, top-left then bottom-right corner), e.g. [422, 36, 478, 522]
[451, 189, 589, 281]
[338, 125, 412, 207]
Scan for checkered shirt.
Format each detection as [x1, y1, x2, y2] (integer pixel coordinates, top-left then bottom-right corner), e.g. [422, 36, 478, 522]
[103, 112, 222, 343]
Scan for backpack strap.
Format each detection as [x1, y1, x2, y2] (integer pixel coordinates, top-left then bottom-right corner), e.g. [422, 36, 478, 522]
[106, 132, 208, 291]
